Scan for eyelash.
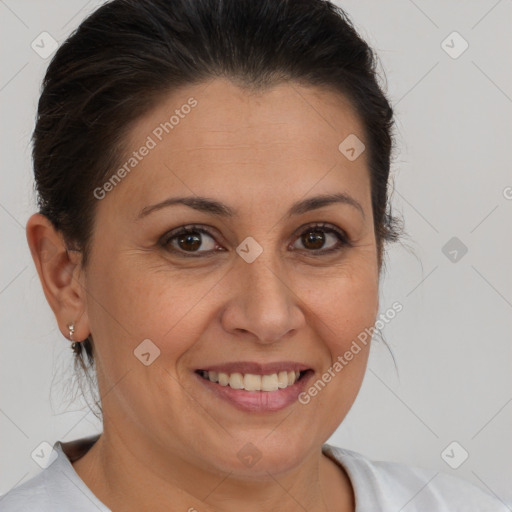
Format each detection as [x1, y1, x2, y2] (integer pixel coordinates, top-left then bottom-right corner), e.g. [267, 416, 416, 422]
[160, 222, 352, 258]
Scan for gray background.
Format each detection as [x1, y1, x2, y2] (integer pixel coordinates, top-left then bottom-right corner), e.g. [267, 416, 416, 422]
[1, 0, 511, 507]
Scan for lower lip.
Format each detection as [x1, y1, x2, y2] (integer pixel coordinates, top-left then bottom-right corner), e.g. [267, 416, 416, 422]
[194, 371, 313, 412]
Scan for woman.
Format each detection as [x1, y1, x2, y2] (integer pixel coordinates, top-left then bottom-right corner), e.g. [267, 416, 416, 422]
[1, 0, 506, 510]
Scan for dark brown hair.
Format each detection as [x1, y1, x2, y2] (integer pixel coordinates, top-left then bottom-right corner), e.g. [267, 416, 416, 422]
[32, 0, 402, 412]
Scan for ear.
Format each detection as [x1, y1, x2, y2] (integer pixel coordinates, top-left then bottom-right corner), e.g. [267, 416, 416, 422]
[26, 213, 90, 343]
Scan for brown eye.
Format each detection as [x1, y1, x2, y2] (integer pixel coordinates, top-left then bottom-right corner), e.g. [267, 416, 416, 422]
[161, 223, 349, 258]
[162, 226, 218, 255]
[176, 232, 202, 251]
[292, 223, 349, 254]
[301, 230, 327, 250]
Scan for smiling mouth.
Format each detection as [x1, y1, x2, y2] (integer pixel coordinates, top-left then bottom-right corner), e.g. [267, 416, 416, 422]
[195, 369, 311, 392]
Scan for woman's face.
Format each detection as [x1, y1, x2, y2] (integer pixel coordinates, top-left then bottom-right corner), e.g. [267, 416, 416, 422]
[81, 78, 379, 477]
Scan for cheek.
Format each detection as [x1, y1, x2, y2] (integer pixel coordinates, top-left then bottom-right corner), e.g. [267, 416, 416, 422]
[297, 261, 378, 414]
[303, 260, 379, 348]
[84, 253, 224, 368]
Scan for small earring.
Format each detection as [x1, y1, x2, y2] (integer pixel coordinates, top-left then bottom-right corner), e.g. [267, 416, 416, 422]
[67, 322, 75, 341]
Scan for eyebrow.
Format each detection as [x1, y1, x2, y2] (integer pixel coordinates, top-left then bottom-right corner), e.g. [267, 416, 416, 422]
[136, 192, 365, 220]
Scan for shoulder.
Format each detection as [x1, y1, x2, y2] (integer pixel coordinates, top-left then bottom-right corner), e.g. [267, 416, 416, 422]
[323, 444, 508, 512]
[0, 469, 51, 511]
[0, 436, 107, 512]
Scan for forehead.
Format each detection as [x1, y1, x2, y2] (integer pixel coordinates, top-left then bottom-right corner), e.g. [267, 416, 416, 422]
[104, 78, 370, 215]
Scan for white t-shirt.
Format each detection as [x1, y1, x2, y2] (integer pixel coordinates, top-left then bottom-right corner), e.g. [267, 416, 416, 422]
[0, 435, 507, 511]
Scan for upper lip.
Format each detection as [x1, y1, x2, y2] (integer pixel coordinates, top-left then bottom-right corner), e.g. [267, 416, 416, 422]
[196, 361, 311, 375]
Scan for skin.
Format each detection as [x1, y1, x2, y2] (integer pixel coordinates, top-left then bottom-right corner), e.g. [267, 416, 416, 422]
[26, 78, 381, 511]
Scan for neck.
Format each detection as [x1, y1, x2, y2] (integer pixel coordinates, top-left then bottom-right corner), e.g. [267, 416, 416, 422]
[71, 429, 354, 512]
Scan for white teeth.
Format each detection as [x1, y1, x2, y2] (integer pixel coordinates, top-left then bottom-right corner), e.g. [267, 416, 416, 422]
[261, 374, 279, 392]
[201, 370, 303, 391]
[277, 371, 288, 389]
[229, 373, 244, 390]
[243, 373, 261, 391]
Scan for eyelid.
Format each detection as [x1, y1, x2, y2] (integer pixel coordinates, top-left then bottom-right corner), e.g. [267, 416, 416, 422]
[290, 221, 349, 243]
[160, 221, 351, 256]
[160, 224, 219, 245]
[289, 222, 352, 254]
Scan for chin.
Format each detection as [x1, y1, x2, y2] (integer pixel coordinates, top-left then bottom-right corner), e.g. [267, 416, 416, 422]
[201, 433, 318, 479]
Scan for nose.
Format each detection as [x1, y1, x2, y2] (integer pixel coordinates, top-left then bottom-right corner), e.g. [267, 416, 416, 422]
[220, 253, 306, 344]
